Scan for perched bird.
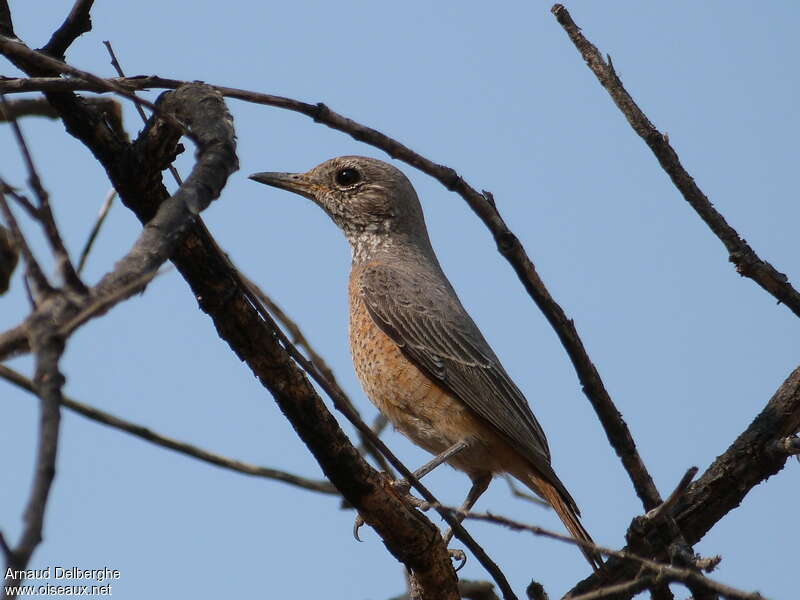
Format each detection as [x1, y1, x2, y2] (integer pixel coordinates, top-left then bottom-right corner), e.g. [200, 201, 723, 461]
[250, 156, 600, 570]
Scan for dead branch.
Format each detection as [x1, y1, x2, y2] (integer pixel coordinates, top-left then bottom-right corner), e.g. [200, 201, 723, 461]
[551, 3, 800, 319]
[0, 364, 337, 495]
[568, 366, 800, 598]
[0, 82, 237, 596]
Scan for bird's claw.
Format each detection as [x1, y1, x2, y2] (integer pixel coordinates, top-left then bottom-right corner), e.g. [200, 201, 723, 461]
[389, 478, 411, 496]
[353, 514, 365, 541]
[448, 548, 467, 571]
[386, 476, 430, 511]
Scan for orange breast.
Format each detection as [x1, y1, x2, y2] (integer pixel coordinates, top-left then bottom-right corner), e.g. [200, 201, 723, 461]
[347, 265, 527, 480]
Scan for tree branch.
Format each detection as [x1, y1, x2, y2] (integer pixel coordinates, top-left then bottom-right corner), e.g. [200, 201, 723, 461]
[0, 96, 124, 137]
[1, 327, 64, 599]
[39, 0, 95, 60]
[1, 95, 85, 293]
[551, 3, 800, 319]
[0, 364, 338, 495]
[1, 82, 237, 594]
[568, 366, 800, 598]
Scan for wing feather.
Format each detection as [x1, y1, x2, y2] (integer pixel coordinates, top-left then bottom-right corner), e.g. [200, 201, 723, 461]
[359, 263, 571, 497]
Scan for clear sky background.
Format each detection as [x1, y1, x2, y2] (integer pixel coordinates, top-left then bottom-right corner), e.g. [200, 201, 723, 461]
[2, 2, 798, 598]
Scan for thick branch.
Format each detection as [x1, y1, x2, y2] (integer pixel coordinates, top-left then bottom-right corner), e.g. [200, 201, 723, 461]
[551, 3, 800, 319]
[40, 0, 95, 60]
[1, 83, 237, 595]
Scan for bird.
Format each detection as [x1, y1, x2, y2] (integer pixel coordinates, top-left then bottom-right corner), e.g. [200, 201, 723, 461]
[250, 156, 601, 570]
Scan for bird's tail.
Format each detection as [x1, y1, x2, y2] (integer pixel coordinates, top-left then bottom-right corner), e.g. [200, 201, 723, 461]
[522, 473, 603, 572]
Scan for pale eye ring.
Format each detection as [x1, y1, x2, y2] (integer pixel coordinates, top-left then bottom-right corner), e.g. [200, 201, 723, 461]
[335, 167, 361, 187]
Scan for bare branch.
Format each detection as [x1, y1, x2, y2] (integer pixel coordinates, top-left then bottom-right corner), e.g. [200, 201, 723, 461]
[1, 94, 85, 292]
[644, 466, 698, 523]
[0, 95, 119, 122]
[0, 224, 18, 294]
[40, 0, 95, 59]
[58, 267, 166, 337]
[0, 323, 28, 359]
[551, 3, 800, 319]
[0, 364, 338, 495]
[102, 40, 146, 122]
[0, 38, 187, 146]
[76, 188, 116, 274]
[569, 366, 800, 598]
[567, 578, 655, 600]
[1, 83, 238, 595]
[0, 0, 12, 38]
[0, 185, 52, 297]
[1, 318, 65, 600]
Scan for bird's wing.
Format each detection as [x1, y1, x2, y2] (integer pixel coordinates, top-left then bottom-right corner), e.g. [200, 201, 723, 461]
[359, 262, 573, 502]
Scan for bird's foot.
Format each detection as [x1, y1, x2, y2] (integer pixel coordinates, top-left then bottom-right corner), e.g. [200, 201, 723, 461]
[386, 476, 430, 510]
[352, 476, 432, 541]
[448, 548, 467, 571]
[353, 514, 366, 541]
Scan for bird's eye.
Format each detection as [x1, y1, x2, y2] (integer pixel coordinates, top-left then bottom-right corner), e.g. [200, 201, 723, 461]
[335, 168, 361, 187]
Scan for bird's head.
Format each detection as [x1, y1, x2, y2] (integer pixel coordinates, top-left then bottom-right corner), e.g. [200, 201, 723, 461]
[250, 156, 430, 258]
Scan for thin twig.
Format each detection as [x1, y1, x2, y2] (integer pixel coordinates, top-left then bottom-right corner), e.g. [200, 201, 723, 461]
[551, 3, 800, 319]
[76, 188, 116, 274]
[0, 185, 52, 297]
[645, 466, 698, 522]
[567, 577, 655, 600]
[59, 267, 169, 337]
[0, 364, 337, 495]
[1, 94, 84, 292]
[102, 41, 183, 186]
[0, 39, 198, 146]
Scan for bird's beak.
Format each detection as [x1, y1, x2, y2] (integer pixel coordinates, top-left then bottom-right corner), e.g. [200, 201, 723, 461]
[248, 171, 318, 200]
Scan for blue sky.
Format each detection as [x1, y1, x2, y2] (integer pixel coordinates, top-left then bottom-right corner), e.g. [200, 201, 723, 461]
[2, 1, 798, 598]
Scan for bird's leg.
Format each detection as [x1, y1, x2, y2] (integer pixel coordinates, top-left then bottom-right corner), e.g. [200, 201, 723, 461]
[442, 473, 492, 546]
[353, 440, 470, 540]
[392, 439, 471, 496]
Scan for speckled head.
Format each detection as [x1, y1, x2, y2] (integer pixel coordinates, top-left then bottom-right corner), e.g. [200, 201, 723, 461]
[250, 156, 433, 263]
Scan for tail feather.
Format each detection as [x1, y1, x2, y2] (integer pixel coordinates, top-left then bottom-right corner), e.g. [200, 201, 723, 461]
[529, 475, 603, 571]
